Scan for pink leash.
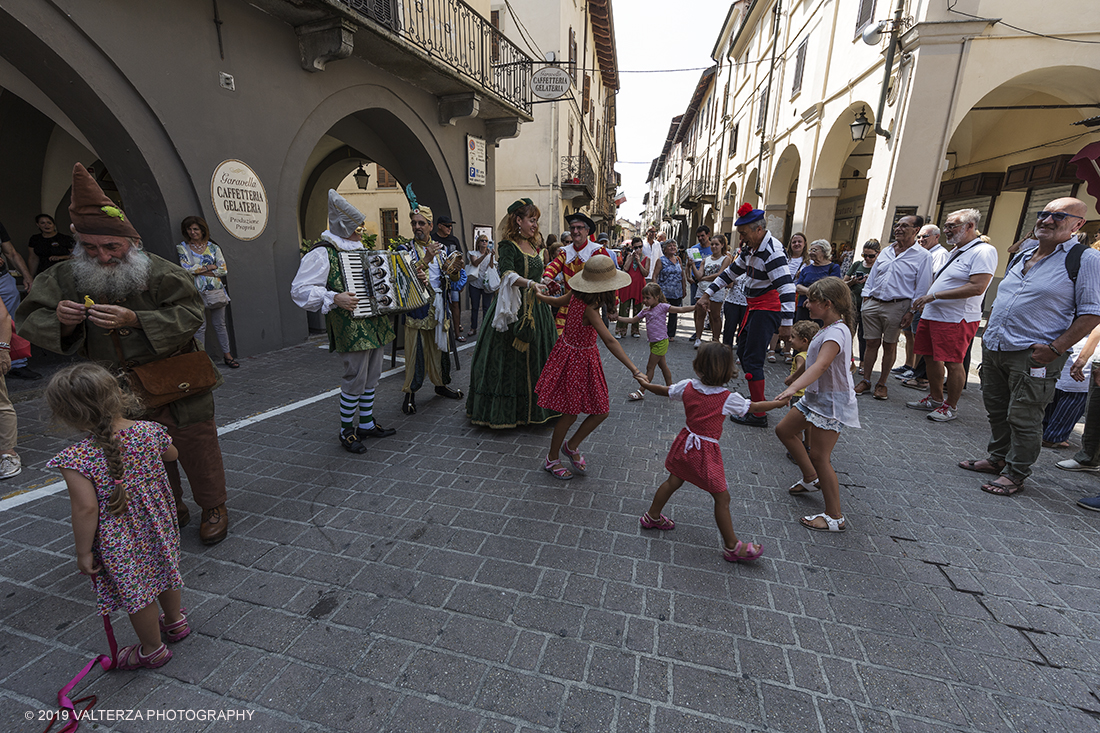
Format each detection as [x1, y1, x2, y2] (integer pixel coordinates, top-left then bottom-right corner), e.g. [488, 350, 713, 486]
[43, 577, 118, 733]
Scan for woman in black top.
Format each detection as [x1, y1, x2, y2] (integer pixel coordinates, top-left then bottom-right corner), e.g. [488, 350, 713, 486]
[27, 214, 75, 276]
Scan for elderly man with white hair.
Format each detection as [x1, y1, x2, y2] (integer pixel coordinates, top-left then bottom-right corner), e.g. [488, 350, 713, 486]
[905, 209, 997, 422]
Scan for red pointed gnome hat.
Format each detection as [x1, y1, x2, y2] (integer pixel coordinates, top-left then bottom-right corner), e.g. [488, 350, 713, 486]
[69, 163, 140, 239]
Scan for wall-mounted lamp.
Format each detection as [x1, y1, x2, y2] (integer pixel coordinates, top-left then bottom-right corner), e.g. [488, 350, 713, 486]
[353, 164, 370, 190]
[850, 107, 871, 142]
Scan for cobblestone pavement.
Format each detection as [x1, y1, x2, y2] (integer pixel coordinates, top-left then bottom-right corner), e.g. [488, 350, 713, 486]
[1, 327, 1099, 732]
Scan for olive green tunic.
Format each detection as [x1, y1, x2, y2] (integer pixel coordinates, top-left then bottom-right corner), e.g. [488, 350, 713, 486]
[15, 252, 221, 427]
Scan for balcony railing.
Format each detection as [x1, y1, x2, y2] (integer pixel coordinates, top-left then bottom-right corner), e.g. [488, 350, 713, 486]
[340, 0, 531, 114]
[561, 156, 596, 192]
[692, 177, 718, 203]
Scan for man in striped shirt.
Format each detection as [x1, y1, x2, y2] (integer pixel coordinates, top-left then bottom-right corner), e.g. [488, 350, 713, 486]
[698, 204, 795, 427]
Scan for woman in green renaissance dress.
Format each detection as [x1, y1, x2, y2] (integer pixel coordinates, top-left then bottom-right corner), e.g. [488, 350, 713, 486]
[466, 199, 558, 428]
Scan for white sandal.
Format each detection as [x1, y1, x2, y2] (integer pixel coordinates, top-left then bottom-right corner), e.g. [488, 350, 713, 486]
[629, 390, 645, 401]
[801, 513, 847, 532]
[787, 478, 820, 494]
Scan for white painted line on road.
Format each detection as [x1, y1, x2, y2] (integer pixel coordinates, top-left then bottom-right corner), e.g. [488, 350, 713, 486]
[0, 340, 479, 511]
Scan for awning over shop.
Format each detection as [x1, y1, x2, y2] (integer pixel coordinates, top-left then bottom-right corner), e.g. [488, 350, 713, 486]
[1070, 141, 1100, 204]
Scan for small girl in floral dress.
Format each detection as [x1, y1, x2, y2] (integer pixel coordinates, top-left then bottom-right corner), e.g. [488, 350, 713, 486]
[636, 343, 788, 562]
[46, 364, 189, 670]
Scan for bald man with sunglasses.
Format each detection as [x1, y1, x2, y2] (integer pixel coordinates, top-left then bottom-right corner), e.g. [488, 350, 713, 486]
[961, 197, 1100, 496]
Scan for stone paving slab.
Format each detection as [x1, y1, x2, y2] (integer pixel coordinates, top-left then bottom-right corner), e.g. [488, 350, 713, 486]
[1, 330, 1099, 731]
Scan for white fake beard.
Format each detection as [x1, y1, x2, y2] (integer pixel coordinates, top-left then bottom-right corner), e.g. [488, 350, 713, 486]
[71, 246, 151, 302]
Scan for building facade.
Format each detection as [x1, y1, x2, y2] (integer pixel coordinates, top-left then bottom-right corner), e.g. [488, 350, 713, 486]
[0, 0, 534, 356]
[492, 0, 619, 237]
[646, 0, 1100, 291]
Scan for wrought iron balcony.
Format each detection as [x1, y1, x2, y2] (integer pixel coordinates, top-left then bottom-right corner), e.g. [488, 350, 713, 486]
[693, 177, 718, 204]
[561, 156, 596, 205]
[276, 0, 533, 120]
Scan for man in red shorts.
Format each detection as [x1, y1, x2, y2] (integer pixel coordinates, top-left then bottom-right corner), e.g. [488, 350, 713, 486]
[904, 208, 997, 422]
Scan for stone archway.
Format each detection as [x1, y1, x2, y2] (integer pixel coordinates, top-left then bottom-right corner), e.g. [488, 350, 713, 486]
[766, 145, 801, 240]
[0, 4, 199, 257]
[272, 85, 462, 339]
[805, 103, 876, 247]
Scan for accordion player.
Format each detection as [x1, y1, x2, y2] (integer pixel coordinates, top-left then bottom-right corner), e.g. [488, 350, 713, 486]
[336, 249, 432, 318]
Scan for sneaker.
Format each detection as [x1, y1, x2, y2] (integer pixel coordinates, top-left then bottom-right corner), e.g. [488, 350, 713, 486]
[694, 338, 702, 349]
[906, 395, 942, 411]
[893, 368, 915, 381]
[928, 403, 958, 422]
[890, 365, 910, 376]
[854, 379, 872, 395]
[1077, 495, 1100, 512]
[0, 454, 21, 480]
[1056, 459, 1100, 472]
[873, 383, 888, 400]
[615, 333, 623, 339]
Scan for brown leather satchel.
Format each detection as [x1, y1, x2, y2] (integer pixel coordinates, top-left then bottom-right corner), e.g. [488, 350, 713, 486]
[110, 331, 218, 409]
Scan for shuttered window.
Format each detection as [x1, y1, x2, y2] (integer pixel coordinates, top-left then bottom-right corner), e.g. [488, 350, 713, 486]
[856, 0, 876, 34]
[490, 11, 499, 63]
[791, 37, 807, 95]
[376, 166, 397, 188]
[569, 28, 577, 83]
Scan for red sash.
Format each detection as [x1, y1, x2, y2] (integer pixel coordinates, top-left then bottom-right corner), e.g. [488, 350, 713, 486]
[746, 289, 781, 312]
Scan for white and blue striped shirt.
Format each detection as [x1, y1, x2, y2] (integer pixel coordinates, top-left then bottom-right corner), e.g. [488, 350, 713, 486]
[983, 238, 1100, 351]
[704, 232, 796, 326]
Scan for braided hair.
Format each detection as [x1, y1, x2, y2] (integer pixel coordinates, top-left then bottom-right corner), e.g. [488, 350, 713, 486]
[46, 364, 141, 516]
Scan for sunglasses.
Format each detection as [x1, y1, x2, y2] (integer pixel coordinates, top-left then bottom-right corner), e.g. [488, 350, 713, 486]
[916, 234, 934, 240]
[863, 253, 877, 259]
[1036, 211, 1084, 223]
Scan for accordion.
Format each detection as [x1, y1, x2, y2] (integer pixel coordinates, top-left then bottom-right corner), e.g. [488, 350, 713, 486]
[337, 249, 432, 318]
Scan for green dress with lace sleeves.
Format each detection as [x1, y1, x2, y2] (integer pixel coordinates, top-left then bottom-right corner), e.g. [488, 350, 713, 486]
[465, 240, 558, 428]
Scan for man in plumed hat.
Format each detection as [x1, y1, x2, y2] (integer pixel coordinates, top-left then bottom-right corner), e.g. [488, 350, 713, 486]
[400, 193, 466, 415]
[17, 163, 230, 544]
[697, 204, 796, 427]
[541, 212, 616, 335]
[291, 190, 398, 453]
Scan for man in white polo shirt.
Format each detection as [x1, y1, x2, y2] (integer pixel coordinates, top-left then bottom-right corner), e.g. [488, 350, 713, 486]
[905, 209, 997, 422]
[854, 215, 933, 401]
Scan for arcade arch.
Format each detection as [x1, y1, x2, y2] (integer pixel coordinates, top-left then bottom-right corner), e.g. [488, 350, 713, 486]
[766, 145, 801, 241]
[938, 65, 1100, 251]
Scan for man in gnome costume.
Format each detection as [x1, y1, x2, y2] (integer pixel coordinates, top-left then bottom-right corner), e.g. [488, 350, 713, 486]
[399, 185, 466, 415]
[541, 212, 615, 335]
[17, 163, 230, 544]
[290, 190, 397, 453]
[697, 203, 796, 428]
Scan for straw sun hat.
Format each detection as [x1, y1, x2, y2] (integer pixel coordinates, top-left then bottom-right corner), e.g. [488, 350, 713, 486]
[568, 255, 632, 293]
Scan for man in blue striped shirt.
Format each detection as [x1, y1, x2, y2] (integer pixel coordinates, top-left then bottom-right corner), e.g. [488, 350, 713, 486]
[961, 197, 1100, 496]
[698, 205, 796, 427]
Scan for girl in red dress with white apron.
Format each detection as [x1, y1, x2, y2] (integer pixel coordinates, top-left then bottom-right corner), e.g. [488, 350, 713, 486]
[636, 343, 788, 562]
[535, 255, 645, 480]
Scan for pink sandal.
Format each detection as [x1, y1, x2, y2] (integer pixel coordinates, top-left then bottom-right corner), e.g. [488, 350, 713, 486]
[640, 512, 674, 530]
[561, 440, 587, 475]
[116, 642, 172, 670]
[724, 541, 764, 563]
[159, 608, 190, 643]
[543, 457, 573, 480]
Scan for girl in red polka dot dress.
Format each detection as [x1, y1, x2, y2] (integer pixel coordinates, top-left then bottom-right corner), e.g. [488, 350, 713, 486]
[636, 343, 788, 562]
[46, 364, 188, 671]
[535, 255, 646, 479]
